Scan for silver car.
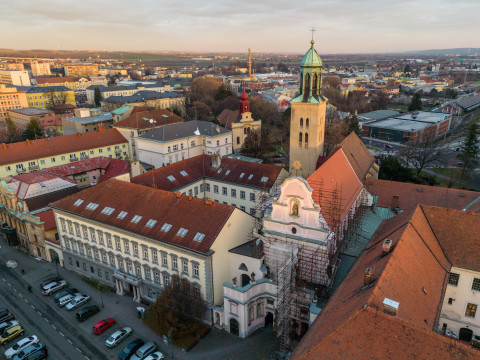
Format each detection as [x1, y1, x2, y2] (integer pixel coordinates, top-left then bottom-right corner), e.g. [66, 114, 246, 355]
[105, 327, 132, 348]
[42, 280, 67, 295]
[65, 294, 90, 311]
[57, 293, 76, 307]
[4, 335, 39, 359]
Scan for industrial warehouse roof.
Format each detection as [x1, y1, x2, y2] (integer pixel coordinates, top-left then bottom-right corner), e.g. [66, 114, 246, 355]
[51, 179, 235, 254]
[8, 107, 53, 116]
[291, 206, 480, 360]
[102, 90, 183, 104]
[131, 154, 284, 191]
[358, 109, 400, 121]
[0, 129, 128, 166]
[456, 94, 480, 111]
[65, 113, 112, 124]
[137, 120, 230, 142]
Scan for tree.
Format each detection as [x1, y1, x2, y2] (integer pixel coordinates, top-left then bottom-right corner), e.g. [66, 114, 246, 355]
[250, 99, 281, 126]
[277, 63, 289, 73]
[345, 115, 360, 135]
[324, 119, 347, 154]
[215, 84, 233, 101]
[445, 88, 458, 99]
[189, 77, 221, 106]
[323, 75, 341, 89]
[404, 64, 412, 74]
[188, 101, 213, 121]
[458, 119, 480, 182]
[24, 119, 42, 140]
[379, 155, 414, 182]
[94, 87, 102, 107]
[398, 138, 444, 176]
[408, 93, 422, 111]
[5, 116, 21, 142]
[149, 275, 207, 340]
[376, 91, 391, 110]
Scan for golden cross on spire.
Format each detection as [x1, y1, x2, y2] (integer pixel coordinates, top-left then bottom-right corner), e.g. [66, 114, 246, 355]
[310, 27, 316, 42]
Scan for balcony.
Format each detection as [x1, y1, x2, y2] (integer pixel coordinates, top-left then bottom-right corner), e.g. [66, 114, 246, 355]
[114, 148, 121, 154]
[16, 168, 26, 174]
[113, 269, 142, 286]
[69, 156, 78, 162]
[28, 165, 39, 171]
[80, 154, 89, 160]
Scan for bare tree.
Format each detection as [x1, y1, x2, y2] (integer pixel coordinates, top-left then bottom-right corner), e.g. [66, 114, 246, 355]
[398, 138, 444, 176]
[324, 119, 347, 154]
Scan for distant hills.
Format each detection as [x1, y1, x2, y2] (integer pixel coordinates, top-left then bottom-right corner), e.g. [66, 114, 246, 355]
[404, 48, 480, 56]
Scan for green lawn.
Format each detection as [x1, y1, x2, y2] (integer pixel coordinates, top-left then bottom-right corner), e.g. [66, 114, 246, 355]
[432, 167, 472, 182]
[366, 145, 380, 151]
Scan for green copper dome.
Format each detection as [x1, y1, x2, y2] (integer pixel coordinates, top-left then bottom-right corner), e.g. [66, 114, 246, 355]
[300, 40, 322, 67]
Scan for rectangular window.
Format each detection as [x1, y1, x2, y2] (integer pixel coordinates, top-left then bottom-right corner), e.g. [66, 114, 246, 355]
[222, 187, 227, 196]
[240, 190, 246, 200]
[51, 158, 56, 163]
[193, 264, 199, 277]
[106, 234, 112, 248]
[116, 239, 121, 251]
[191, 141, 195, 147]
[214, 185, 219, 194]
[188, 189, 193, 196]
[90, 229, 96, 242]
[206, 184, 210, 192]
[145, 268, 151, 280]
[143, 249, 148, 260]
[231, 189, 236, 198]
[472, 278, 480, 292]
[154, 271, 160, 284]
[162, 253, 168, 267]
[194, 186, 199, 196]
[133, 243, 138, 256]
[250, 208, 255, 216]
[83, 227, 89, 240]
[465, 303, 478, 318]
[152, 249, 158, 263]
[98, 232, 104, 245]
[182, 260, 188, 274]
[124, 241, 130, 254]
[200, 184, 204, 192]
[109, 254, 115, 266]
[163, 274, 169, 286]
[172, 257, 178, 270]
[448, 273, 460, 286]
[250, 192, 255, 202]
[241, 206, 246, 212]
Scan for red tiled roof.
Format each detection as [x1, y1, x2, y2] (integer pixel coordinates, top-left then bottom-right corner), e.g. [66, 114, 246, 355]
[307, 149, 364, 229]
[43, 156, 127, 178]
[0, 129, 128, 166]
[291, 205, 454, 360]
[131, 154, 283, 191]
[37, 209, 57, 231]
[36, 77, 75, 84]
[51, 179, 235, 254]
[336, 132, 376, 180]
[293, 307, 479, 360]
[13, 171, 74, 185]
[39, 115, 63, 127]
[114, 109, 183, 130]
[366, 178, 480, 212]
[217, 109, 240, 130]
[99, 158, 130, 183]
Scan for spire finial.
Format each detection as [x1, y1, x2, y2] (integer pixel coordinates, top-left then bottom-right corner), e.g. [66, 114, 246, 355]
[310, 26, 316, 46]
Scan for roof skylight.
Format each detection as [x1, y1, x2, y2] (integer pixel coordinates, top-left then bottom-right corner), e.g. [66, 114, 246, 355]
[117, 211, 128, 219]
[73, 199, 84, 206]
[161, 223, 172, 232]
[248, 174, 253, 180]
[146, 219, 157, 228]
[101, 207, 115, 215]
[131, 215, 142, 223]
[193, 232, 205, 242]
[167, 175, 176, 181]
[85, 202, 99, 210]
[261, 176, 269, 182]
[239, 173, 245, 178]
[225, 170, 230, 175]
[177, 228, 188, 237]
[217, 168, 222, 174]
[180, 170, 188, 176]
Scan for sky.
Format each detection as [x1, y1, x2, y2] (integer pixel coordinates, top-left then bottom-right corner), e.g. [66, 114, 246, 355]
[1, 0, 479, 54]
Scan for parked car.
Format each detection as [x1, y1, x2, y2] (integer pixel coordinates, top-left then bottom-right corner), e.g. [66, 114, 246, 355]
[118, 339, 145, 360]
[41, 280, 67, 295]
[4, 335, 39, 359]
[384, 144, 394, 149]
[57, 293, 76, 307]
[144, 352, 164, 360]
[0, 321, 19, 336]
[39, 276, 61, 289]
[0, 325, 25, 345]
[24, 347, 48, 360]
[65, 294, 90, 311]
[53, 288, 78, 302]
[0, 308, 14, 324]
[75, 305, 100, 322]
[11, 344, 45, 360]
[130, 342, 157, 360]
[92, 318, 115, 335]
[105, 327, 132, 348]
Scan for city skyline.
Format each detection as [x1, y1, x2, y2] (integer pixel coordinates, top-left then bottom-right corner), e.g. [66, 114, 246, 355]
[1, 0, 479, 54]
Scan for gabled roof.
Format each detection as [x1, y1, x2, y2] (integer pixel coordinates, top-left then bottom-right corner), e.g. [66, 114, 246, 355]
[137, 120, 230, 142]
[336, 132, 376, 180]
[131, 154, 283, 191]
[37, 209, 57, 231]
[0, 129, 128, 166]
[291, 205, 456, 360]
[366, 178, 480, 212]
[51, 179, 235, 254]
[307, 149, 364, 230]
[217, 109, 240, 130]
[36, 77, 75, 85]
[114, 109, 183, 130]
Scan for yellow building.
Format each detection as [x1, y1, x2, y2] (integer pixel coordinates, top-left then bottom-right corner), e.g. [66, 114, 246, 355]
[0, 128, 129, 179]
[64, 64, 99, 78]
[101, 91, 185, 116]
[7, 108, 54, 132]
[25, 86, 76, 110]
[0, 85, 28, 121]
[289, 40, 328, 178]
[36, 77, 76, 90]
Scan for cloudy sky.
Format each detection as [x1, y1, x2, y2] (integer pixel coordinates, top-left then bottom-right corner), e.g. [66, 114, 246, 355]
[1, 0, 478, 54]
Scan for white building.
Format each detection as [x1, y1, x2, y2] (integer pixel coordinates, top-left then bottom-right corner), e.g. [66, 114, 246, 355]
[137, 120, 232, 167]
[0, 70, 31, 86]
[30, 62, 51, 77]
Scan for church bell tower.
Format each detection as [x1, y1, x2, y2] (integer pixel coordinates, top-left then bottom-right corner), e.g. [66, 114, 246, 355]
[289, 38, 328, 178]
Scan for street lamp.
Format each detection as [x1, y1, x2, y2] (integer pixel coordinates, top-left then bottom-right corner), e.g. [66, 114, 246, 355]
[55, 259, 60, 277]
[97, 284, 104, 308]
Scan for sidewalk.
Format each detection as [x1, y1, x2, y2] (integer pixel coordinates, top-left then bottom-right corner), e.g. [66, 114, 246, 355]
[0, 237, 276, 360]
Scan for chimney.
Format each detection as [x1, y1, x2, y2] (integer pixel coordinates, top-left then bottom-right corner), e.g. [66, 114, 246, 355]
[205, 199, 213, 206]
[383, 298, 399, 316]
[391, 195, 399, 211]
[2, 143, 6, 150]
[364, 268, 373, 286]
[98, 125, 106, 132]
[211, 154, 221, 169]
[176, 192, 181, 198]
[188, 196, 193, 201]
[382, 239, 392, 256]
[248, 48, 252, 77]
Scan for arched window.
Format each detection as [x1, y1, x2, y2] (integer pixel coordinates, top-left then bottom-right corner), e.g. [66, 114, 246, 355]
[304, 73, 310, 96]
[305, 133, 309, 148]
[306, 118, 309, 128]
[299, 132, 302, 144]
[312, 74, 318, 95]
[237, 136, 240, 144]
[239, 263, 248, 272]
[244, 128, 247, 135]
[257, 302, 264, 318]
[300, 118, 303, 127]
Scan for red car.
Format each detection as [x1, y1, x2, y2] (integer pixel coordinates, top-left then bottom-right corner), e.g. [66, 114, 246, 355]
[92, 318, 115, 335]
